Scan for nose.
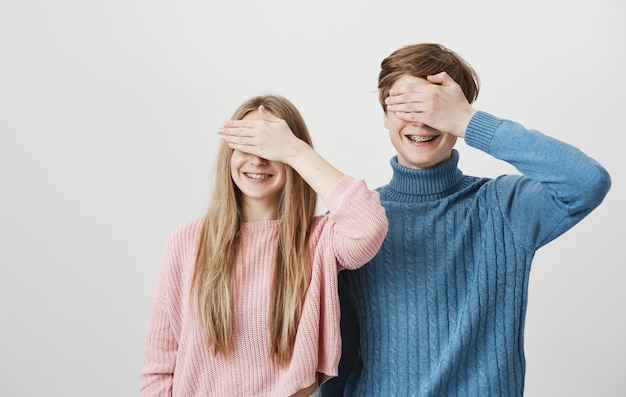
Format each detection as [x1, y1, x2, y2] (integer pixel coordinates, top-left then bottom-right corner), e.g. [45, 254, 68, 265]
[249, 155, 268, 166]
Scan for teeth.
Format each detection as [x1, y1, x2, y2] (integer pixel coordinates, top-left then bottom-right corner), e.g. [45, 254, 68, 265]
[246, 173, 270, 179]
[408, 135, 435, 142]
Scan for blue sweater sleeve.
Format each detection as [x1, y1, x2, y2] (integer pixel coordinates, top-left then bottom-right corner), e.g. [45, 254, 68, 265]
[465, 111, 611, 248]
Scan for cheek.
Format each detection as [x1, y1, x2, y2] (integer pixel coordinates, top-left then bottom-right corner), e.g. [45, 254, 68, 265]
[383, 112, 404, 131]
[277, 167, 288, 186]
[443, 134, 458, 148]
[385, 113, 407, 132]
[230, 152, 247, 173]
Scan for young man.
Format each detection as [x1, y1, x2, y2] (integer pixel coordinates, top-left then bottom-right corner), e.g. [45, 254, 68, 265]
[321, 43, 611, 396]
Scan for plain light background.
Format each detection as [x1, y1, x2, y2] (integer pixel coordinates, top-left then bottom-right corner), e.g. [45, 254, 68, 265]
[1, 0, 624, 396]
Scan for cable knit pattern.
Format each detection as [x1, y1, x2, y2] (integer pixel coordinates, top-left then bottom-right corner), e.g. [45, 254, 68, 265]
[326, 112, 611, 397]
[140, 176, 387, 397]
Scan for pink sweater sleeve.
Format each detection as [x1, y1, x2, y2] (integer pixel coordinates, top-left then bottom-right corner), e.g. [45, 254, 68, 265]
[140, 306, 177, 395]
[322, 175, 388, 270]
[140, 223, 197, 396]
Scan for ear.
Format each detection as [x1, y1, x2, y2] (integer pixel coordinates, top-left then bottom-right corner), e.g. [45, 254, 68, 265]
[383, 111, 389, 129]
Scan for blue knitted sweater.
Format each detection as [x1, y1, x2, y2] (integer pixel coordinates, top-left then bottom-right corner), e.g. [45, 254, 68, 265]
[323, 111, 611, 397]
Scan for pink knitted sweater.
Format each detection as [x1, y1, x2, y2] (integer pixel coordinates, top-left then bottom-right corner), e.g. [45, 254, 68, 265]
[140, 176, 387, 396]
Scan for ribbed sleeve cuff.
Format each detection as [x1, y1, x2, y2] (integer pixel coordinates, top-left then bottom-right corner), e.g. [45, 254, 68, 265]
[464, 111, 503, 154]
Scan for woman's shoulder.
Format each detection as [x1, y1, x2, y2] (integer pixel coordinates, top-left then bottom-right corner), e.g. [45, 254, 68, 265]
[166, 218, 204, 247]
[171, 217, 203, 233]
[306, 214, 327, 238]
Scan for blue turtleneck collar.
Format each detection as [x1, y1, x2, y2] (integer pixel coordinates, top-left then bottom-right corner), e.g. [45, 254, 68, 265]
[382, 149, 467, 202]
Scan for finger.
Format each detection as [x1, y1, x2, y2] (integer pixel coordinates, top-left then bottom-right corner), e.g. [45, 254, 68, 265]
[258, 105, 279, 123]
[386, 92, 425, 109]
[219, 132, 255, 147]
[386, 105, 423, 115]
[222, 120, 249, 129]
[218, 126, 236, 137]
[218, 129, 251, 142]
[393, 111, 421, 123]
[388, 84, 414, 97]
[426, 71, 451, 86]
[218, 122, 256, 136]
[225, 142, 250, 152]
[385, 92, 411, 106]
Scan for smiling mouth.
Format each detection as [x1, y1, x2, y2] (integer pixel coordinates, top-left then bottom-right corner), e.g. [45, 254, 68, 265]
[244, 173, 271, 180]
[407, 135, 436, 143]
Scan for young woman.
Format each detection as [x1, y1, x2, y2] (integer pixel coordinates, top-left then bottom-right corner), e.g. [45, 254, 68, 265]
[140, 95, 387, 397]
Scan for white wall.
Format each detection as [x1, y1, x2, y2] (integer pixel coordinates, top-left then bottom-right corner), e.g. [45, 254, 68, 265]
[1, 1, 624, 396]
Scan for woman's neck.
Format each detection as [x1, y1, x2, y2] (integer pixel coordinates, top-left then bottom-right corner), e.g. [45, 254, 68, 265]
[241, 198, 279, 221]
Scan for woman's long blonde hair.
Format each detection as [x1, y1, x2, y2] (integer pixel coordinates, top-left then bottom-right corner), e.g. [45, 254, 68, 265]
[192, 95, 317, 366]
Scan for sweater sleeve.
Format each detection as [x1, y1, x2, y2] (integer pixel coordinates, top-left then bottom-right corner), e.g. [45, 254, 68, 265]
[139, 232, 182, 396]
[465, 111, 611, 248]
[322, 175, 388, 270]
